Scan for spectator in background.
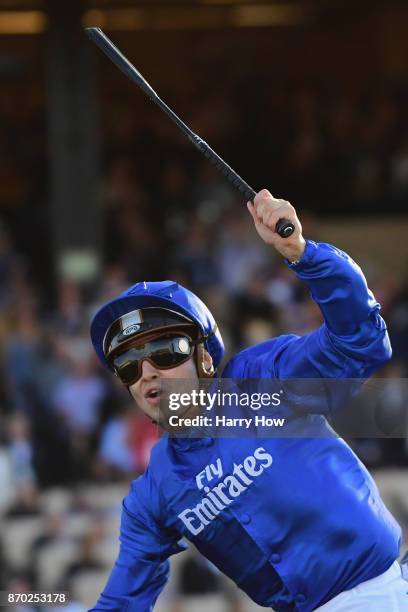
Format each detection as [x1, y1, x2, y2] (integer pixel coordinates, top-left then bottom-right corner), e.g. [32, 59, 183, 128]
[172, 217, 218, 291]
[230, 273, 277, 348]
[0, 439, 14, 512]
[30, 328, 67, 414]
[96, 403, 139, 480]
[114, 209, 161, 281]
[216, 213, 270, 295]
[52, 279, 86, 337]
[5, 411, 39, 517]
[96, 398, 159, 478]
[60, 521, 106, 596]
[51, 337, 106, 478]
[29, 514, 64, 589]
[190, 161, 236, 227]
[160, 159, 192, 240]
[91, 264, 128, 306]
[3, 285, 41, 413]
[128, 405, 159, 473]
[30, 513, 64, 557]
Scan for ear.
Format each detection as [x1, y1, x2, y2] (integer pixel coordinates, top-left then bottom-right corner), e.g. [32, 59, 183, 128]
[202, 348, 215, 376]
[195, 344, 215, 377]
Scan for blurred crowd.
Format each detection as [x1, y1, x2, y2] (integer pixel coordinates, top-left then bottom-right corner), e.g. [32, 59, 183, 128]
[1, 73, 408, 607]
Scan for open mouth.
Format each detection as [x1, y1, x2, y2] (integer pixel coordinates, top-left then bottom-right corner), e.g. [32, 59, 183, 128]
[145, 388, 162, 403]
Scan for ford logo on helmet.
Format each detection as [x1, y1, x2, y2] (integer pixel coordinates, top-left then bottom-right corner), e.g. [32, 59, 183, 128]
[122, 324, 141, 336]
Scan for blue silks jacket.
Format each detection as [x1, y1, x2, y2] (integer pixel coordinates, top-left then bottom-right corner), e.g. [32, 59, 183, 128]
[89, 241, 401, 612]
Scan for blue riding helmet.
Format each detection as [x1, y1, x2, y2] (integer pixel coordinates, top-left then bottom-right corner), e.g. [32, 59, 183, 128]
[90, 280, 224, 370]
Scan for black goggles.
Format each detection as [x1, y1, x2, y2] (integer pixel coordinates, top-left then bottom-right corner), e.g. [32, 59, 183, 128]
[110, 334, 196, 386]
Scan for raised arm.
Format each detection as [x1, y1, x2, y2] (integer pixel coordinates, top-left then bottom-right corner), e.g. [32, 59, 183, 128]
[244, 189, 391, 379]
[89, 477, 185, 612]
[222, 191, 392, 417]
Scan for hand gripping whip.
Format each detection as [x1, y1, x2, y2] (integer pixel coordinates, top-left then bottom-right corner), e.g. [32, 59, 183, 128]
[85, 27, 295, 238]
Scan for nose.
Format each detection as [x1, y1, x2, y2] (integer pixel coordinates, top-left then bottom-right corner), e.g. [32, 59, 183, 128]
[140, 359, 160, 380]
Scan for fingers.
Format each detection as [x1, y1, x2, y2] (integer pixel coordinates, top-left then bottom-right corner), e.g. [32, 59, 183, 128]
[252, 190, 294, 228]
[248, 190, 278, 222]
[247, 188, 304, 257]
[254, 188, 273, 204]
[247, 200, 266, 230]
[255, 190, 287, 214]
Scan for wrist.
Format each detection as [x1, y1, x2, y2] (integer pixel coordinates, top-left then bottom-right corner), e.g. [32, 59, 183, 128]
[281, 237, 306, 263]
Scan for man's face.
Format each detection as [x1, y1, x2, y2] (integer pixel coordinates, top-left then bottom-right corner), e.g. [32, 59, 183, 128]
[129, 355, 197, 419]
[128, 349, 213, 428]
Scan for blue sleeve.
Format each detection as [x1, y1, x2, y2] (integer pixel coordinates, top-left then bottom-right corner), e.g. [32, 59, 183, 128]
[278, 240, 392, 378]
[223, 241, 392, 414]
[89, 476, 185, 612]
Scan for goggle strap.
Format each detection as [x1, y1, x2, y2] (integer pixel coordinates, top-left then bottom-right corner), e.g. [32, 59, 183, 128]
[189, 325, 217, 347]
